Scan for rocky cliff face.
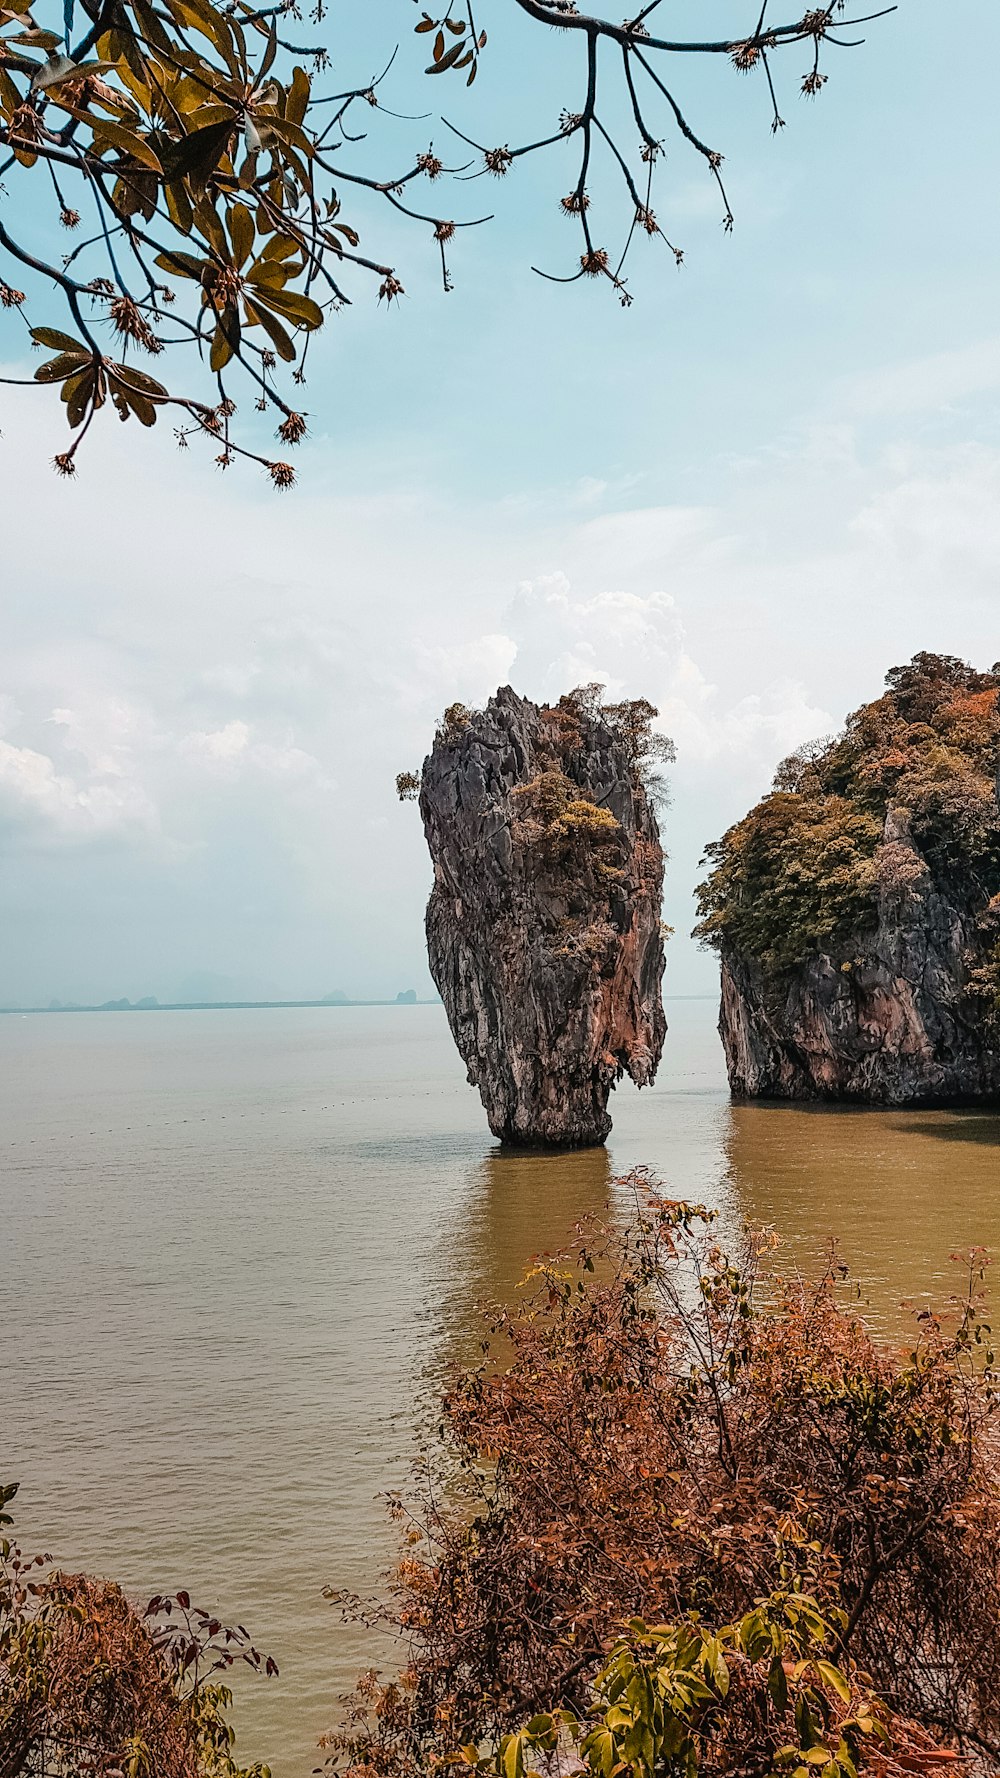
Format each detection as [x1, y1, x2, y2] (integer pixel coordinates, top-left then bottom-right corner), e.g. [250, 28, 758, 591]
[697, 654, 1000, 1106]
[718, 815, 1000, 1105]
[418, 687, 667, 1146]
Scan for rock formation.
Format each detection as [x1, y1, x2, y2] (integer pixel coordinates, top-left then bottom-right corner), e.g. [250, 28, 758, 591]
[696, 653, 1000, 1105]
[417, 686, 668, 1146]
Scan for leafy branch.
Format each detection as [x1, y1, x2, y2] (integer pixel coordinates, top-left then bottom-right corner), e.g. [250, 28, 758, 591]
[0, 0, 896, 479]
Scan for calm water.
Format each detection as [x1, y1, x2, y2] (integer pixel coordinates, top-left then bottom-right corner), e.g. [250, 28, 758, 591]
[3, 999, 1000, 1773]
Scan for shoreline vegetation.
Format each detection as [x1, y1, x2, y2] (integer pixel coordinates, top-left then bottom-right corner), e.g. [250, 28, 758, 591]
[5, 1173, 1000, 1778]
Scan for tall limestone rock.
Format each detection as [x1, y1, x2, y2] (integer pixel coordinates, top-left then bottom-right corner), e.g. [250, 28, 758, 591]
[417, 686, 669, 1146]
[696, 653, 1000, 1105]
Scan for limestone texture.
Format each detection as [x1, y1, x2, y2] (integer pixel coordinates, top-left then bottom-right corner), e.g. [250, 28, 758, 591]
[718, 815, 1000, 1105]
[418, 687, 667, 1146]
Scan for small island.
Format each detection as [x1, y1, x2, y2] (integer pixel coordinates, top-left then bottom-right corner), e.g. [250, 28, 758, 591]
[406, 685, 672, 1146]
[696, 652, 1000, 1104]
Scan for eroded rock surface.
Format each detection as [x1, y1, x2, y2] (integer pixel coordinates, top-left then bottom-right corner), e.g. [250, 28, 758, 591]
[419, 687, 667, 1146]
[696, 653, 1000, 1105]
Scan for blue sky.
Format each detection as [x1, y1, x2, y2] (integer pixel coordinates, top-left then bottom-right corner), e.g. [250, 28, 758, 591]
[2, 0, 1000, 1007]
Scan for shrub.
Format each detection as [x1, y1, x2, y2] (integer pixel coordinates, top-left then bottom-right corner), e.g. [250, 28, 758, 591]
[695, 794, 882, 971]
[0, 1493, 274, 1778]
[324, 1179, 1000, 1778]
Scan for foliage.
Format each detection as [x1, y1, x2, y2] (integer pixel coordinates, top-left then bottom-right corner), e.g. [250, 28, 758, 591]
[395, 771, 421, 804]
[513, 769, 620, 843]
[396, 685, 674, 832]
[555, 797, 621, 842]
[396, 704, 473, 797]
[695, 652, 1000, 973]
[324, 1179, 1000, 1778]
[0, 1497, 275, 1777]
[489, 1594, 884, 1778]
[0, 0, 893, 477]
[558, 685, 676, 809]
[694, 793, 882, 972]
[438, 703, 473, 742]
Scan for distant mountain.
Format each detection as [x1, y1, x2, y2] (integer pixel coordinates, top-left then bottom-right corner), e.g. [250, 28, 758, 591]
[395, 989, 417, 1004]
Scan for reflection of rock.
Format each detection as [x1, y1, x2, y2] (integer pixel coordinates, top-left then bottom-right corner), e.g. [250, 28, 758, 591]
[419, 687, 667, 1147]
[469, 1145, 613, 1305]
[724, 1097, 1000, 1334]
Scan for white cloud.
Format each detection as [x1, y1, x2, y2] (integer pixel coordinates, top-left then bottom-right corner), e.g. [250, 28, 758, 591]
[180, 719, 251, 766]
[3, 341, 1000, 997]
[409, 633, 518, 707]
[0, 735, 156, 839]
[503, 575, 833, 768]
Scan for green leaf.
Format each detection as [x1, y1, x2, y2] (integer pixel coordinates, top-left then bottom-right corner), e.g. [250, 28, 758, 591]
[209, 308, 240, 369]
[154, 249, 205, 280]
[768, 1658, 788, 1714]
[30, 326, 85, 352]
[90, 118, 163, 172]
[501, 1734, 524, 1778]
[121, 387, 158, 426]
[286, 62, 309, 125]
[164, 178, 193, 235]
[109, 364, 168, 398]
[260, 111, 314, 158]
[814, 1662, 851, 1705]
[255, 285, 323, 329]
[160, 117, 235, 185]
[244, 297, 295, 361]
[260, 234, 301, 265]
[62, 368, 94, 427]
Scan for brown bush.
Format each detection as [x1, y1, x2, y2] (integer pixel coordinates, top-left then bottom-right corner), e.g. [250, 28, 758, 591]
[324, 1178, 1000, 1778]
[0, 1521, 274, 1778]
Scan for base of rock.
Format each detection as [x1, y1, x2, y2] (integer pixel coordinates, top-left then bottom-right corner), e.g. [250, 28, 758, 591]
[718, 933, 1000, 1108]
[489, 1115, 612, 1149]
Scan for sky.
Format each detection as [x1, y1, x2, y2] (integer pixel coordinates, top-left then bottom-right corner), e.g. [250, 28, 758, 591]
[2, 0, 1000, 1007]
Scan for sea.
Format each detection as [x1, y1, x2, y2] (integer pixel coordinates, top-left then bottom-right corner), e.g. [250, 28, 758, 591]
[4, 998, 1000, 1773]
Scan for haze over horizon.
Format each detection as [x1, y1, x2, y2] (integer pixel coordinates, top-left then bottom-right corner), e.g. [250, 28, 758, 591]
[3, 1, 999, 1009]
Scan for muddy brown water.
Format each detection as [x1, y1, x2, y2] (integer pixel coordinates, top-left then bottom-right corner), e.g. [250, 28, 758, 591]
[3, 1000, 999, 1773]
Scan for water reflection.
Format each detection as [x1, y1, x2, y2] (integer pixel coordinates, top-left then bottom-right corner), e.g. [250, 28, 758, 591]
[433, 1142, 613, 1373]
[724, 1101, 1000, 1332]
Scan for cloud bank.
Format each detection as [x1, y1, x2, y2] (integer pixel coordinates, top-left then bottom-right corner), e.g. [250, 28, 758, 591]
[2, 340, 1000, 1005]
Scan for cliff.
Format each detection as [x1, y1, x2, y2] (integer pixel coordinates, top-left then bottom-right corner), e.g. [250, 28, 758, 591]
[417, 686, 668, 1145]
[696, 653, 1000, 1105]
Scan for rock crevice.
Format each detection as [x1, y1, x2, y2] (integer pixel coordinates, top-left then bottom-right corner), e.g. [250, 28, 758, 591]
[419, 687, 667, 1146]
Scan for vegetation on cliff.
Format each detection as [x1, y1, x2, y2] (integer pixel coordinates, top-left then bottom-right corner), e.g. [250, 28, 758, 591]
[326, 1180, 1000, 1778]
[695, 653, 1000, 977]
